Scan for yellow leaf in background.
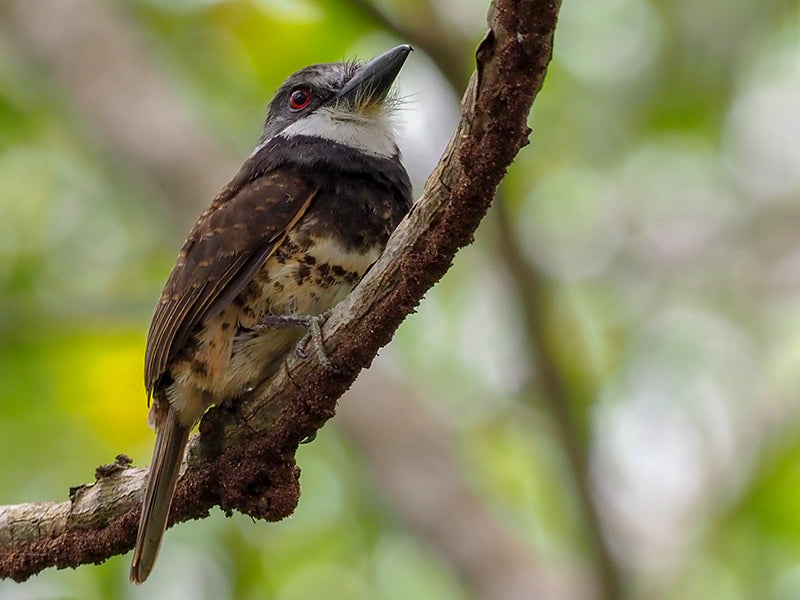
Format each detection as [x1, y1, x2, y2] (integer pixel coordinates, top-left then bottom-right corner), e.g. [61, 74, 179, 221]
[49, 331, 151, 448]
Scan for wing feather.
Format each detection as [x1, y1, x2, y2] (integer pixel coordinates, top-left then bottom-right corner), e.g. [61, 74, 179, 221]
[144, 168, 317, 397]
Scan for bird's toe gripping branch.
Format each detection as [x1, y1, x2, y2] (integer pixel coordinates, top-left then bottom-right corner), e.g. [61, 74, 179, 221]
[256, 312, 339, 373]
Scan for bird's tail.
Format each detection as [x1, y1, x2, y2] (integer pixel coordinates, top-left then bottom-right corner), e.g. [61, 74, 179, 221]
[130, 408, 191, 584]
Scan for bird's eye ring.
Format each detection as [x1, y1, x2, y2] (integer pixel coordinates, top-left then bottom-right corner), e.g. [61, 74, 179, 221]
[289, 87, 311, 110]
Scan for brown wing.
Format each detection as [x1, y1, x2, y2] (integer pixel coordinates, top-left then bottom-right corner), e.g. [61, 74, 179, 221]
[144, 168, 317, 397]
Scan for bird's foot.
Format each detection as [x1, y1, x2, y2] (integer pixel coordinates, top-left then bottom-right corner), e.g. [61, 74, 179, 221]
[257, 312, 338, 373]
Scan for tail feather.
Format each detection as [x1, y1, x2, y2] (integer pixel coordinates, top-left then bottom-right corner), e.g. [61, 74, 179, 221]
[130, 409, 190, 584]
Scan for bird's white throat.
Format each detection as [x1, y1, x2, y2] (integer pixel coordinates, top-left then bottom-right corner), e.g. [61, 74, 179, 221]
[278, 107, 398, 158]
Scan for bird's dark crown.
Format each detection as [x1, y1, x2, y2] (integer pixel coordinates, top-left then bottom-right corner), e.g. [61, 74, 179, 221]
[256, 45, 412, 157]
[260, 62, 360, 139]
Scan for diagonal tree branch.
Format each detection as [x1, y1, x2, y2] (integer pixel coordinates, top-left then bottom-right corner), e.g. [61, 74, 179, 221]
[0, 0, 561, 582]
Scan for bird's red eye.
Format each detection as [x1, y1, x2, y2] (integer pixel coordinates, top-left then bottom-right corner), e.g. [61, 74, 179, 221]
[289, 88, 311, 110]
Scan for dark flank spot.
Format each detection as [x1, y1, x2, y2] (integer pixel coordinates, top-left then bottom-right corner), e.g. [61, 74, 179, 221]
[331, 265, 346, 277]
[159, 372, 176, 390]
[275, 240, 299, 264]
[273, 281, 285, 292]
[301, 254, 317, 266]
[344, 270, 360, 285]
[221, 322, 231, 331]
[295, 264, 311, 285]
[175, 338, 199, 362]
[191, 361, 209, 376]
[315, 263, 335, 286]
[237, 281, 260, 305]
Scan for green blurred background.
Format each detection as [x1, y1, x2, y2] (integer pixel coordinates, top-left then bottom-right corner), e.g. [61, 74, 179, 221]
[1, 0, 799, 598]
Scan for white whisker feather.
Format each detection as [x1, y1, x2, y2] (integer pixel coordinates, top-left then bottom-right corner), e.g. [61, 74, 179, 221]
[278, 106, 398, 158]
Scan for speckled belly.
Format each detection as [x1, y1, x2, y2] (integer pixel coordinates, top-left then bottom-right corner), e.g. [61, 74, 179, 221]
[170, 232, 381, 404]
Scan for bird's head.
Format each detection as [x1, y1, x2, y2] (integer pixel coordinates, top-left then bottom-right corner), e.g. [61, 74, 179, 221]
[257, 45, 412, 159]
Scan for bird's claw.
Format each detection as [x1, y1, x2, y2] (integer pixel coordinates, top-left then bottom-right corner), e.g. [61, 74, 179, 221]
[259, 312, 338, 373]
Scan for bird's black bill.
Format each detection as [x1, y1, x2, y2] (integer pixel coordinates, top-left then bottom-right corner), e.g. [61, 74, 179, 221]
[336, 44, 413, 105]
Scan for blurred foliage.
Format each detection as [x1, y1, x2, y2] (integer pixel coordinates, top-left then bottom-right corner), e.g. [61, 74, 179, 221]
[1, 0, 799, 598]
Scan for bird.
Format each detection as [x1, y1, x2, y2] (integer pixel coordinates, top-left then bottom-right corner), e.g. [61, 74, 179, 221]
[130, 44, 413, 584]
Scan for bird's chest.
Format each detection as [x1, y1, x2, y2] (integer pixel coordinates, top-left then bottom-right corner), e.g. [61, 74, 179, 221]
[176, 182, 400, 399]
[198, 230, 378, 396]
[238, 228, 380, 321]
